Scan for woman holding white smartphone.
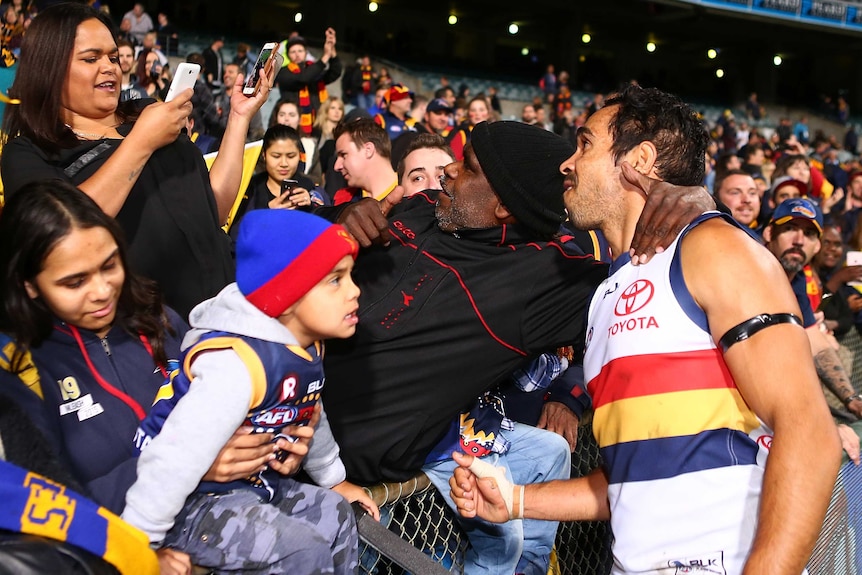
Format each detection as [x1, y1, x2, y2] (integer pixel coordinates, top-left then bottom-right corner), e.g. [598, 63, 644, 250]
[1, 3, 273, 318]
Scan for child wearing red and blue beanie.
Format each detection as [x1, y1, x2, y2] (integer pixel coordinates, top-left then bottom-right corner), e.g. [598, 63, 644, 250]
[124, 209, 377, 574]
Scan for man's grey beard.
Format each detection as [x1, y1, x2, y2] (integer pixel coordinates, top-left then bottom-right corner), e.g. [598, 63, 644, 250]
[779, 256, 804, 276]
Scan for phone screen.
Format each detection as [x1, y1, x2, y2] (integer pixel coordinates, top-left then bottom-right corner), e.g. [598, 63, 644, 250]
[281, 179, 299, 194]
[243, 46, 274, 92]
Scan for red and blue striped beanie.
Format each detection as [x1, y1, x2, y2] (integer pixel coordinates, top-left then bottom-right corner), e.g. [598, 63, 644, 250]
[236, 210, 359, 317]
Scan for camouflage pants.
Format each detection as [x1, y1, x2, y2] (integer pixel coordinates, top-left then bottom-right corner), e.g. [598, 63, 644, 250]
[163, 479, 358, 574]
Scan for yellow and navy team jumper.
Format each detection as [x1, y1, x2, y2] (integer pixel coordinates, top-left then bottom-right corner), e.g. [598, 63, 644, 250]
[584, 213, 773, 574]
[122, 283, 357, 575]
[0, 308, 188, 514]
[0, 459, 159, 575]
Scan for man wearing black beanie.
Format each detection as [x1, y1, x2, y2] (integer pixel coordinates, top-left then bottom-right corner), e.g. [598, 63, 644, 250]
[464, 120, 574, 238]
[317, 119, 712, 485]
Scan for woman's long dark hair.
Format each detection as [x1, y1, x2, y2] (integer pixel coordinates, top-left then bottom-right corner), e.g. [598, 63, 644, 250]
[2, 3, 134, 153]
[135, 47, 155, 90]
[0, 180, 174, 370]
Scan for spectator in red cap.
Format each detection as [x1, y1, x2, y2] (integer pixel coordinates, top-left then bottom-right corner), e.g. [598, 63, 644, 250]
[373, 83, 417, 141]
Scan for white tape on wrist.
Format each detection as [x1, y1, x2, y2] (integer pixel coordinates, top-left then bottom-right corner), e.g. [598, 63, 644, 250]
[466, 456, 524, 520]
[514, 484, 525, 520]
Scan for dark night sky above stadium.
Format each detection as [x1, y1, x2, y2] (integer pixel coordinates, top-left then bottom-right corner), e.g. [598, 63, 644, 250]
[143, 0, 862, 107]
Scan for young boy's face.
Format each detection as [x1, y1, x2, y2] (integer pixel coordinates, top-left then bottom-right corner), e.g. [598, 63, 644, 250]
[280, 255, 360, 347]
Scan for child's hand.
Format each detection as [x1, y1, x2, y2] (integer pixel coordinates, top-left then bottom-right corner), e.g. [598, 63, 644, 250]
[156, 547, 192, 575]
[331, 480, 381, 521]
[308, 402, 322, 428]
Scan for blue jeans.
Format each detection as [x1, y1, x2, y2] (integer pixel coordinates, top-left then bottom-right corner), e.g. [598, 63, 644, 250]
[423, 423, 571, 575]
[354, 92, 376, 111]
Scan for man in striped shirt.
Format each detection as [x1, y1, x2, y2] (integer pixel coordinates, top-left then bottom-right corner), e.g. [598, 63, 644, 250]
[451, 85, 841, 575]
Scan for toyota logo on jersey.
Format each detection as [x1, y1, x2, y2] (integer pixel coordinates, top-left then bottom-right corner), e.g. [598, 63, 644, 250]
[614, 280, 655, 316]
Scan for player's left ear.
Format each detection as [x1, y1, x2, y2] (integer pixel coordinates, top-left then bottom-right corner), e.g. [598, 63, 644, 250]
[629, 141, 658, 179]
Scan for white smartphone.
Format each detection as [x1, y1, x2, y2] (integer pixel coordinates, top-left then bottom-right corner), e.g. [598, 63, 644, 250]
[242, 42, 280, 97]
[165, 62, 200, 102]
[847, 251, 862, 286]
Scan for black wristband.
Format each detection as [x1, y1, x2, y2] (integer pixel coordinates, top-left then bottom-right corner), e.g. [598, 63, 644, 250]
[718, 313, 802, 353]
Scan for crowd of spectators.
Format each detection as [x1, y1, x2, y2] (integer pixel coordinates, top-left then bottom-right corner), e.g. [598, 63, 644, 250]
[696, 98, 862, 424]
[0, 3, 860, 574]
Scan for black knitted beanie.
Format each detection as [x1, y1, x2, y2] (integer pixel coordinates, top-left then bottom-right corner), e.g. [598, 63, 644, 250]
[470, 121, 575, 238]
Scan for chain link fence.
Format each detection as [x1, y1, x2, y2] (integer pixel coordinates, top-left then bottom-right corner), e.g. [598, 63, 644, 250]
[809, 456, 862, 575]
[358, 474, 466, 574]
[838, 328, 862, 390]
[553, 420, 613, 575]
[830, 329, 862, 420]
[358, 419, 612, 575]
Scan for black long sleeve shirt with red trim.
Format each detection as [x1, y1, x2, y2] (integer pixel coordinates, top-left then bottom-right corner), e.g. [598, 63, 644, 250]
[321, 191, 609, 484]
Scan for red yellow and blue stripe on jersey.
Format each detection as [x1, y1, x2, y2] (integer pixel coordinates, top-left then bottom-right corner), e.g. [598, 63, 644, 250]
[589, 348, 762, 485]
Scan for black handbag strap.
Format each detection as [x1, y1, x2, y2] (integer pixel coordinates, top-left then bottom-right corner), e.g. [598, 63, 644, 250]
[64, 141, 113, 179]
